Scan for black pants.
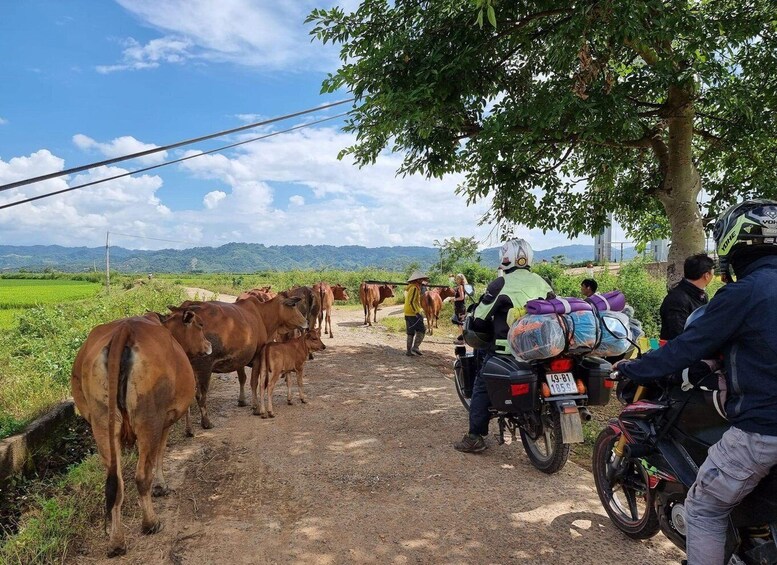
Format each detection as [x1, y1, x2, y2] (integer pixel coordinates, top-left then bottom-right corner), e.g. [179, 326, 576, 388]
[405, 315, 425, 335]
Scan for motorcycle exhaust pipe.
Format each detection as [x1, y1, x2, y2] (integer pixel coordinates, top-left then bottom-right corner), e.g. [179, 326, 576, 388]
[624, 443, 654, 458]
[579, 407, 593, 422]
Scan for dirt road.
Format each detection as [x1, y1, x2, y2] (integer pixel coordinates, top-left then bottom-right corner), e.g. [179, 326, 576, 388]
[75, 293, 682, 564]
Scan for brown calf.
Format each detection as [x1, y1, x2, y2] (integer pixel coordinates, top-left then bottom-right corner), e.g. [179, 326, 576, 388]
[174, 294, 308, 428]
[358, 282, 395, 326]
[422, 287, 456, 335]
[313, 282, 350, 338]
[71, 310, 212, 557]
[258, 329, 327, 418]
[237, 286, 276, 302]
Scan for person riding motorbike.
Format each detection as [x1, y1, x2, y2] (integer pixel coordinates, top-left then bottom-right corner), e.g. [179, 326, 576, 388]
[614, 199, 777, 565]
[454, 238, 554, 453]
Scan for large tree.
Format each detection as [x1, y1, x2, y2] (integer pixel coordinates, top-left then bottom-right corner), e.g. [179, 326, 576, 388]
[309, 0, 777, 283]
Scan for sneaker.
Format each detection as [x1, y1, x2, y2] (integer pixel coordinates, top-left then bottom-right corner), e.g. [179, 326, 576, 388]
[411, 349, 423, 356]
[454, 433, 487, 453]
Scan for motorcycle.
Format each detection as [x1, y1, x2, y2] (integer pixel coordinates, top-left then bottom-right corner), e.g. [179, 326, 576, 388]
[453, 344, 613, 474]
[593, 370, 777, 564]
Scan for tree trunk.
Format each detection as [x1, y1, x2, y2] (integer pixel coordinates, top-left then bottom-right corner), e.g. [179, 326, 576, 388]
[657, 85, 705, 288]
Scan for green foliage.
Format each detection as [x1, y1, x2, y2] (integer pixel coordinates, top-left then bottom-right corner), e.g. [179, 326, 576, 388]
[430, 236, 479, 277]
[155, 268, 407, 303]
[0, 453, 132, 564]
[534, 260, 665, 337]
[309, 1, 777, 254]
[0, 282, 185, 438]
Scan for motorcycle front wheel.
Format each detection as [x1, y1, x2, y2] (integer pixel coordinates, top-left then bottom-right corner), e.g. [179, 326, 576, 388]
[519, 408, 569, 474]
[453, 358, 471, 412]
[592, 426, 660, 539]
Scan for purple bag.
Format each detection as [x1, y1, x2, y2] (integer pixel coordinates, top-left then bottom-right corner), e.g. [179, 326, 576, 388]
[587, 290, 626, 312]
[525, 297, 593, 315]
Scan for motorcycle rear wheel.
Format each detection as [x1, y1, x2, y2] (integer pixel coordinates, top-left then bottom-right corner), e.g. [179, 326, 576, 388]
[519, 409, 569, 474]
[592, 426, 660, 539]
[453, 358, 471, 412]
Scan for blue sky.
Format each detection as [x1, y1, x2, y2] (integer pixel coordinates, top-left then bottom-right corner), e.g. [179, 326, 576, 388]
[0, 0, 594, 251]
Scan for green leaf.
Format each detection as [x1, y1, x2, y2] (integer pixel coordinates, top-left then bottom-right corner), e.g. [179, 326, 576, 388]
[476, 8, 484, 29]
[487, 4, 496, 29]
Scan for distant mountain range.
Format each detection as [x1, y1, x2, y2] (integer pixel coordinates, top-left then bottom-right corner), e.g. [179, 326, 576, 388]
[0, 242, 637, 273]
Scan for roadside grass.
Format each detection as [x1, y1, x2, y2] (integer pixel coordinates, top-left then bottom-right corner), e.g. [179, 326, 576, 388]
[0, 281, 185, 439]
[0, 308, 22, 331]
[0, 452, 139, 564]
[380, 301, 462, 341]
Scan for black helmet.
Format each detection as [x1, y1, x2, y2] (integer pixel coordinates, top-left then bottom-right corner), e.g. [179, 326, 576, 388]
[713, 199, 777, 274]
[462, 313, 492, 349]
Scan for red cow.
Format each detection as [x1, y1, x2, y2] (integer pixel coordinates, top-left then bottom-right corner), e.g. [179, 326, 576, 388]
[237, 286, 276, 302]
[258, 329, 327, 418]
[358, 283, 395, 326]
[71, 310, 212, 556]
[174, 295, 308, 426]
[422, 287, 456, 335]
[313, 282, 350, 338]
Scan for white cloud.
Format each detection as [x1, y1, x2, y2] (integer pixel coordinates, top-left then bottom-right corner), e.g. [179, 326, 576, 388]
[0, 117, 7, 125]
[0, 127, 588, 252]
[104, 0, 342, 72]
[96, 36, 192, 73]
[203, 190, 226, 209]
[72, 134, 168, 165]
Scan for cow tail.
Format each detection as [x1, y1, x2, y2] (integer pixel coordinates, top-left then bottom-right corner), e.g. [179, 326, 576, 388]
[105, 323, 130, 523]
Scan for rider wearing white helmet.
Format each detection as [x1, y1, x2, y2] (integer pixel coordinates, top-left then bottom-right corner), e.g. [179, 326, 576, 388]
[455, 238, 554, 453]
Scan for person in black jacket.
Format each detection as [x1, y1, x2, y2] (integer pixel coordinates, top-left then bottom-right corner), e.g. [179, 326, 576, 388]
[615, 199, 777, 565]
[659, 253, 714, 340]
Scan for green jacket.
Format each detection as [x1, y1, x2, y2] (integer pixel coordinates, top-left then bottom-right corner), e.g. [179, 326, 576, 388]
[473, 268, 553, 354]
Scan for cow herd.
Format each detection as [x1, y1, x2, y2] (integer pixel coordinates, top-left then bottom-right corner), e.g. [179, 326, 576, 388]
[70, 279, 453, 556]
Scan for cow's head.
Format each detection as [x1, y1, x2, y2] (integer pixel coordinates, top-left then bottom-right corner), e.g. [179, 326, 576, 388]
[160, 308, 213, 358]
[379, 284, 396, 300]
[332, 284, 349, 301]
[439, 287, 456, 299]
[280, 296, 309, 331]
[259, 286, 272, 293]
[305, 328, 326, 352]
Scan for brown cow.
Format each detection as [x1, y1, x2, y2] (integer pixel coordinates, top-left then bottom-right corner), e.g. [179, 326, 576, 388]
[71, 310, 212, 557]
[280, 286, 321, 331]
[422, 287, 456, 335]
[237, 286, 276, 303]
[358, 283, 395, 326]
[174, 294, 308, 427]
[313, 282, 350, 338]
[257, 329, 327, 418]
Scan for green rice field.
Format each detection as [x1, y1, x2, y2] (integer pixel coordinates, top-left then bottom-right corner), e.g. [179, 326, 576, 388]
[0, 279, 101, 329]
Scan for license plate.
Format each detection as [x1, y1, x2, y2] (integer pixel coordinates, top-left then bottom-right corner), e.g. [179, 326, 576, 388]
[545, 372, 577, 395]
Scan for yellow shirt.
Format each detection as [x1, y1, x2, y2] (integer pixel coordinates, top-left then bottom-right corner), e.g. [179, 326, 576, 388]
[403, 284, 424, 316]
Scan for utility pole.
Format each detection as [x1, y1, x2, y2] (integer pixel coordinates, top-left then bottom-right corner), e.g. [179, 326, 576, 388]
[105, 231, 110, 292]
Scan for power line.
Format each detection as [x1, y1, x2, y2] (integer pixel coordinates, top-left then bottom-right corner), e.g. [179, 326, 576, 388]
[0, 98, 354, 193]
[109, 232, 200, 245]
[0, 112, 348, 211]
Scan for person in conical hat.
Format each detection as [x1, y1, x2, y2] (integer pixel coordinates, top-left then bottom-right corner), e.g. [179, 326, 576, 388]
[403, 270, 428, 356]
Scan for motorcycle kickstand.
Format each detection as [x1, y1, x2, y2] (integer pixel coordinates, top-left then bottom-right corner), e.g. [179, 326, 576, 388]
[497, 417, 506, 446]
